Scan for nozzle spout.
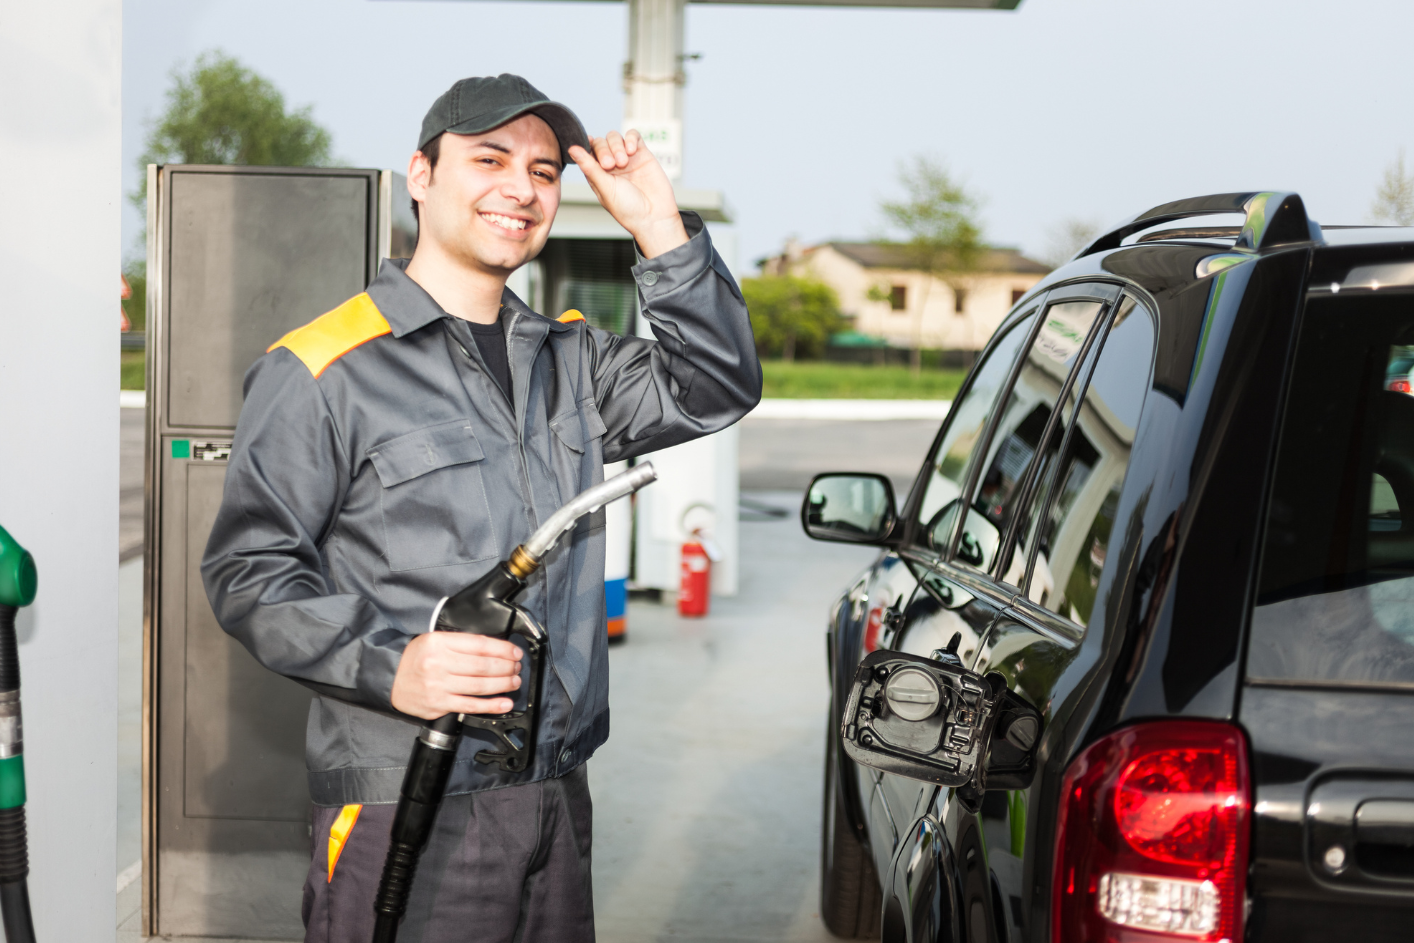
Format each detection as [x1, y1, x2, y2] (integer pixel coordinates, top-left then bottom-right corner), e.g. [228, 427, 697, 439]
[519, 462, 657, 568]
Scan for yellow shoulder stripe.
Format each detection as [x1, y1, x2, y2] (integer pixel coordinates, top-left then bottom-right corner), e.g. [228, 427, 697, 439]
[268, 293, 392, 378]
[558, 309, 586, 324]
[327, 803, 362, 882]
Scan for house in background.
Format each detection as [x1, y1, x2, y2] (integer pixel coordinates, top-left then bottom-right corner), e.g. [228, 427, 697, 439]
[760, 240, 1050, 357]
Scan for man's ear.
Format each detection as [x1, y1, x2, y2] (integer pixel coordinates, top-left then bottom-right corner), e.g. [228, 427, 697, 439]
[407, 150, 432, 207]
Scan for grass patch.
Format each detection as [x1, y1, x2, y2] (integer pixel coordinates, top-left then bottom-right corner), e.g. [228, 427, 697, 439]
[121, 351, 146, 390]
[760, 360, 965, 400]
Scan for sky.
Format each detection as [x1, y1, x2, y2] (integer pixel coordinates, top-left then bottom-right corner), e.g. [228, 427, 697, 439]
[123, 0, 1414, 270]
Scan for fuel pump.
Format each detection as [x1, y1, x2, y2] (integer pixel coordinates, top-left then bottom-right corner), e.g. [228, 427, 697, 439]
[0, 526, 37, 943]
[371, 463, 658, 943]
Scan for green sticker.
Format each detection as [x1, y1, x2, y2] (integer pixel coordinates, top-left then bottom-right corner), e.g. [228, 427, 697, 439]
[0, 755, 25, 810]
[172, 439, 190, 460]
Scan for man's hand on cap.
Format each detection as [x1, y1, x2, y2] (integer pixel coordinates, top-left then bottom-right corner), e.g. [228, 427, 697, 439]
[570, 130, 689, 260]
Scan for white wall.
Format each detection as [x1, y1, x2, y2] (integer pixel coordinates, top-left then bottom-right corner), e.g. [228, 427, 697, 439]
[0, 2, 121, 939]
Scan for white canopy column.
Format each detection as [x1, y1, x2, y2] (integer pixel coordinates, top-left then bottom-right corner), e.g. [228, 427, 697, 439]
[623, 0, 687, 180]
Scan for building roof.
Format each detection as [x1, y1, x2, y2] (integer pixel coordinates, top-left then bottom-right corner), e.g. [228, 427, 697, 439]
[824, 241, 1051, 274]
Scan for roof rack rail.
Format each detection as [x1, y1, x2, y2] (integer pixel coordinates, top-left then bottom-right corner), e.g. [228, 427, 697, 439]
[1077, 191, 1321, 259]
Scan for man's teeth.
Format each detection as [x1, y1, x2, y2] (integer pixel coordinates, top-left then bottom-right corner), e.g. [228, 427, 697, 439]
[482, 213, 528, 231]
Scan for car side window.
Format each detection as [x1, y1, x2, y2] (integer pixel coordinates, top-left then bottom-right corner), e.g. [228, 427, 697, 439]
[1023, 296, 1155, 628]
[965, 300, 1106, 579]
[914, 309, 1038, 554]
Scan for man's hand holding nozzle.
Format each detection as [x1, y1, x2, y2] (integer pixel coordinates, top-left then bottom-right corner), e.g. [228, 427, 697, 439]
[391, 632, 523, 720]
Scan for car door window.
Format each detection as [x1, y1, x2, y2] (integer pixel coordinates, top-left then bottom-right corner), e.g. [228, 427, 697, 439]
[915, 309, 1039, 553]
[1248, 294, 1414, 685]
[965, 299, 1107, 578]
[1022, 295, 1155, 627]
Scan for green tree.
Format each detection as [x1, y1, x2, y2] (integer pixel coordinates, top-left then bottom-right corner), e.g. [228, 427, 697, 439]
[1372, 149, 1414, 226]
[879, 157, 986, 373]
[130, 50, 334, 209]
[741, 275, 845, 362]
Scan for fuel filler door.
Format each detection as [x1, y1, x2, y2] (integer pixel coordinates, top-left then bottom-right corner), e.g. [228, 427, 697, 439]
[840, 649, 1040, 793]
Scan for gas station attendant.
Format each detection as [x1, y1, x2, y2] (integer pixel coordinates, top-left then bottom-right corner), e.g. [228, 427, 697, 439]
[201, 74, 761, 943]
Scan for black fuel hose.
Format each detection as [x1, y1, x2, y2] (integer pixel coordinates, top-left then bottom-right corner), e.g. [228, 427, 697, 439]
[0, 605, 34, 943]
[370, 714, 461, 943]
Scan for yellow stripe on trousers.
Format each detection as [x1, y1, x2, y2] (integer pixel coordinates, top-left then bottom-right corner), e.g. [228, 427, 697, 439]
[328, 803, 363, 882]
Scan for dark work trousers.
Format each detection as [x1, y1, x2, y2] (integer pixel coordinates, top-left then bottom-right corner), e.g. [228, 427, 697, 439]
[303, 766, 595, 943]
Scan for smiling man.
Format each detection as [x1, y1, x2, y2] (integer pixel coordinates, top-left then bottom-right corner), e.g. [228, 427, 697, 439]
[201, 75, 761, 943]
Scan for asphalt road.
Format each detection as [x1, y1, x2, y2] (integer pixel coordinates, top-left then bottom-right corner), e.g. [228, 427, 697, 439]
[115, 410, 936, 940]
[738, 417, 937, 495]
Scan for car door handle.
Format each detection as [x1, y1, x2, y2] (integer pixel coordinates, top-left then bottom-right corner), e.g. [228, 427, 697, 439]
[1356, 800, 1414, 879]
[1307, 778, 1414, 887]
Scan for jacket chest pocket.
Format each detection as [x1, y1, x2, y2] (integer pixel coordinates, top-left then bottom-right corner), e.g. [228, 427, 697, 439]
[548, 400, 608, 454]
[548, 401, 609, 535]
[366, 419, 498, 571]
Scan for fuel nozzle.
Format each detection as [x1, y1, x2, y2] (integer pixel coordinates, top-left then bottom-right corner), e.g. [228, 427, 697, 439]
[0, 525, 36, 943]
[432, 461, 658, 636]
[373, 463, 658, 943]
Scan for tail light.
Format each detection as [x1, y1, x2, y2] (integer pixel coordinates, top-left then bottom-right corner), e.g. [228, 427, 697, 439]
[1052, 720, 1250, 943]
[1390, 379, 1412, 393]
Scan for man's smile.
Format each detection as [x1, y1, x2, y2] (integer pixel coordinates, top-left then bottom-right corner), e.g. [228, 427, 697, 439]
[480, 211, 532, 233]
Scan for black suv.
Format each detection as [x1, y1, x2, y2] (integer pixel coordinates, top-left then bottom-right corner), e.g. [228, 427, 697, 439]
[803, 192, 1414, 943]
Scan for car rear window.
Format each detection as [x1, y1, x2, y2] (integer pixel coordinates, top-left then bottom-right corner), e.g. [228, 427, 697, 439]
[1249, 292, 1414, 686]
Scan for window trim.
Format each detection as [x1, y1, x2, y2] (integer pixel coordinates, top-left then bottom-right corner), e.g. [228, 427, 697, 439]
[940, 282, 1123, 568]
[989, 293, 1121, 588]
[1020, 290, 1159, 619]
[897, 294, 1049, 546]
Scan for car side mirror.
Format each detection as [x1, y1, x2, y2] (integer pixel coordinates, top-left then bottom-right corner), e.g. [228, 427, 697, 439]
[801, 473, 897, 545]
[838, 650, 1041, 796]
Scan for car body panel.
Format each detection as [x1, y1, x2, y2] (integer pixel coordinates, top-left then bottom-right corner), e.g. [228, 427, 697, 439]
[818, 216, 1414, 942]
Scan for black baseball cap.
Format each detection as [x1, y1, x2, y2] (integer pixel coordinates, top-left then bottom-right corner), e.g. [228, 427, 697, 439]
[418, 74, 589, 168]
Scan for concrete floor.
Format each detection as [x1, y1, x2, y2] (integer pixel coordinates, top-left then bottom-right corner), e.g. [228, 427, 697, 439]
[115, 410, 934, 940]
[737, 418, 936, 495]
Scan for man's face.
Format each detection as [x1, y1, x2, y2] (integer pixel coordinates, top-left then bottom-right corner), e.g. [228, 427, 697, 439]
[408, 114, 562, 275]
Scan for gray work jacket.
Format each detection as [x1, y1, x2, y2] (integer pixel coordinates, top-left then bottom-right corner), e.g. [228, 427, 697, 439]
[202, 213, 760, 805]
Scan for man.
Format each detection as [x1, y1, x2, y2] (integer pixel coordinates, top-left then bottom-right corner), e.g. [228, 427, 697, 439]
[202, 74, 761, 943]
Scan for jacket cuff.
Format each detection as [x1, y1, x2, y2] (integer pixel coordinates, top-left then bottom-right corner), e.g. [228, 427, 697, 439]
[356, 627, 414, 711]
[631, 211, 710, 298]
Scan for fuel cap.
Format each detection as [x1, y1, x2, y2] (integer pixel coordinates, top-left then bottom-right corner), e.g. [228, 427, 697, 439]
[884, 667, 942, 721]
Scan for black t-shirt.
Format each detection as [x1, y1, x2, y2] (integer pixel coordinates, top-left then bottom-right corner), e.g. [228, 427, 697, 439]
[446, 314, 512, 404]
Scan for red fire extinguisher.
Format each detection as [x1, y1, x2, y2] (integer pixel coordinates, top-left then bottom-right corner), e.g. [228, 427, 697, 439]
[679, 529, 722, 617]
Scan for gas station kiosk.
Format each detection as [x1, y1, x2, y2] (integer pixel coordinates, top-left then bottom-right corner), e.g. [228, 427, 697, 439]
[140, 164, 739, 937]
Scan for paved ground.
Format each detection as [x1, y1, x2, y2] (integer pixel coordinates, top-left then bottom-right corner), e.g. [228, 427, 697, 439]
[115, 410, 932, 940]
[738, 417, 936, 495]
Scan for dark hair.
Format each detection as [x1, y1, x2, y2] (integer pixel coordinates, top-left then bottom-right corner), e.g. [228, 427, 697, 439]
[410, 133, 442, 226]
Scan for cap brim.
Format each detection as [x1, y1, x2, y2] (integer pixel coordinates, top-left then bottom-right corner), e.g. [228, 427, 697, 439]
[437, 101, 590, 169]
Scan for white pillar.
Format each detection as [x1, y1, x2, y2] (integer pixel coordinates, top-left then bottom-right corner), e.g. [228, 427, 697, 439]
[0, 1, 120, 938]
[623, 0, 685, 180]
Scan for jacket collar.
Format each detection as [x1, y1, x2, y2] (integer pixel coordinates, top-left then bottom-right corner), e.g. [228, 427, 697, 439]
[365, 257, 574, 338]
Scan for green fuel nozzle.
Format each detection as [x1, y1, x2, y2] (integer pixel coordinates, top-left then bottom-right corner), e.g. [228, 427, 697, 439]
[0, 524, 36, 943]
[0, 527, 36, 610]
